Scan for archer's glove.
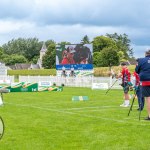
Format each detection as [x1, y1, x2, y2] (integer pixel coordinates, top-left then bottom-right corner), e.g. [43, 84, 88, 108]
[134, 86, 139, 91]
[128, 82, 133, 86]
[129, 86, 133, 91]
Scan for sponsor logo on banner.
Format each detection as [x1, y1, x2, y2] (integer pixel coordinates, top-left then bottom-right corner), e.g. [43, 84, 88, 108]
[39, 81, 52, 87]
[92, 83, 108, 90]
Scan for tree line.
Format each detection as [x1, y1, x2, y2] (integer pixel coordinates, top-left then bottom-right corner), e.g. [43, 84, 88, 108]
[0, 33, 134, 68]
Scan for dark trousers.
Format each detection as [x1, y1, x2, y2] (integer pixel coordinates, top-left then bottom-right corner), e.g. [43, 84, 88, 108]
[136, 86, 145, 110]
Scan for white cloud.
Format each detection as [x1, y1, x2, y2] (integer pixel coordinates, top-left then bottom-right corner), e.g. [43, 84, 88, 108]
[0, 20, 34, 34]
[132, 44, 150, 58]
[0, 0, 150, 58]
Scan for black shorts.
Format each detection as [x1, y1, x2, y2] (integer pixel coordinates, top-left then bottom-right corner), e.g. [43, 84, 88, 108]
[142, 86, 150, 97]
[121, 83, 129, 94]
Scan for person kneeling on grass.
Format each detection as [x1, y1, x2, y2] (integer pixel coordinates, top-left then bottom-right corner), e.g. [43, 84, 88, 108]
[117, 62, 132, 107]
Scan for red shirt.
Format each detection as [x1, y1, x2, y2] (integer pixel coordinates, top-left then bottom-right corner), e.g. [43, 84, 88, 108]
[61, 58, 75, 64]
[133, 71, 150, 86]
[121, 68, 131, 83]
[133, 72, 140, 86]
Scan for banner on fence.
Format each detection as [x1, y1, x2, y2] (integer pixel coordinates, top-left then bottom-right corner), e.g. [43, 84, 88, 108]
[0, 82, 63, 92]
[92, 83, 108, 90]
[38, 81, 52, 87]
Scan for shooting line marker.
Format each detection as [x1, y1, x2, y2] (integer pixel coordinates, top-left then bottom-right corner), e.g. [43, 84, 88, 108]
[72, 96, 89, 101]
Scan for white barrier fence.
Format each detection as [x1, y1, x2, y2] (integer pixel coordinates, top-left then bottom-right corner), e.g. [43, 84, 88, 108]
[0, 75, 14, 84]
[19, 76, 122, 89]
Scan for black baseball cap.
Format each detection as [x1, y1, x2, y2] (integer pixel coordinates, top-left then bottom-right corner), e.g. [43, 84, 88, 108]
[121, 62, 127, 66]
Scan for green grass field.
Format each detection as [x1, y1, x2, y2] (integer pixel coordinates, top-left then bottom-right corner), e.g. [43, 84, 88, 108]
[0, 87, 149, 150]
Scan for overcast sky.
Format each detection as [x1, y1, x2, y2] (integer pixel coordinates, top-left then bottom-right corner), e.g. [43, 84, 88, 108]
[0, 0, 150, 58]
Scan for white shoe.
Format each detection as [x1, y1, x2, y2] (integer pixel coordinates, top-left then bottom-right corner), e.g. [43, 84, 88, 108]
[124, 104, 130, 107]
[120, 103, 125, 107]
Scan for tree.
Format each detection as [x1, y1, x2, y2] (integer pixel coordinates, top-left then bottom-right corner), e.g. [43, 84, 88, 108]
[117, 51, 126, 62]
[2, 38, 42, 62]
[22, 38, 42, 62]
[42, 43, 56, 69]
[45, 40, 56, 47]
[92, 36, 117, 53]
[93, 52, 103, 67]
[106, 33, 133, 58]
[100, 47, 119, 67]
[57, 41, 71, 46]
[0, 47, 4, 60]
[32, 56, 39, 64]
[81, 35, 90, 44]
[3, 54, 27, 65]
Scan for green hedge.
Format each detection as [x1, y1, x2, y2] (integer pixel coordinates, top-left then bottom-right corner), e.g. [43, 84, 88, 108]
[8, 69, 56, 76]
[7, 66, 136, 77]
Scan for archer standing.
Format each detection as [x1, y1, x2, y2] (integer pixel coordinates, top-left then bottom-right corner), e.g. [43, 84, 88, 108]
[135, 50, 150, 120]
[118, 62, 132, 107]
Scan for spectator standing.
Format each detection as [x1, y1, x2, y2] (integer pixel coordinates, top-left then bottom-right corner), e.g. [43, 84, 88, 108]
[135, 50, 150, 120]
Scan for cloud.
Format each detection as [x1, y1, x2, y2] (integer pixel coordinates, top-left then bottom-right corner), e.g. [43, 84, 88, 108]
[132, 44, 150, 58]
[0, 20, 34, 34]
[0, 0, 150, 58]
[28, 0, 150, 28]
[0, 0, 34, 19]
[1, 0, 150, 27]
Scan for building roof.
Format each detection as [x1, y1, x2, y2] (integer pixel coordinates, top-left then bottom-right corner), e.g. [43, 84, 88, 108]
[7, 65, 16, 70]
[30, 64, 40, 69]
[15, 63, 31, 70]
[40, 42, 47, 52]
[7, 63, 41, 70]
